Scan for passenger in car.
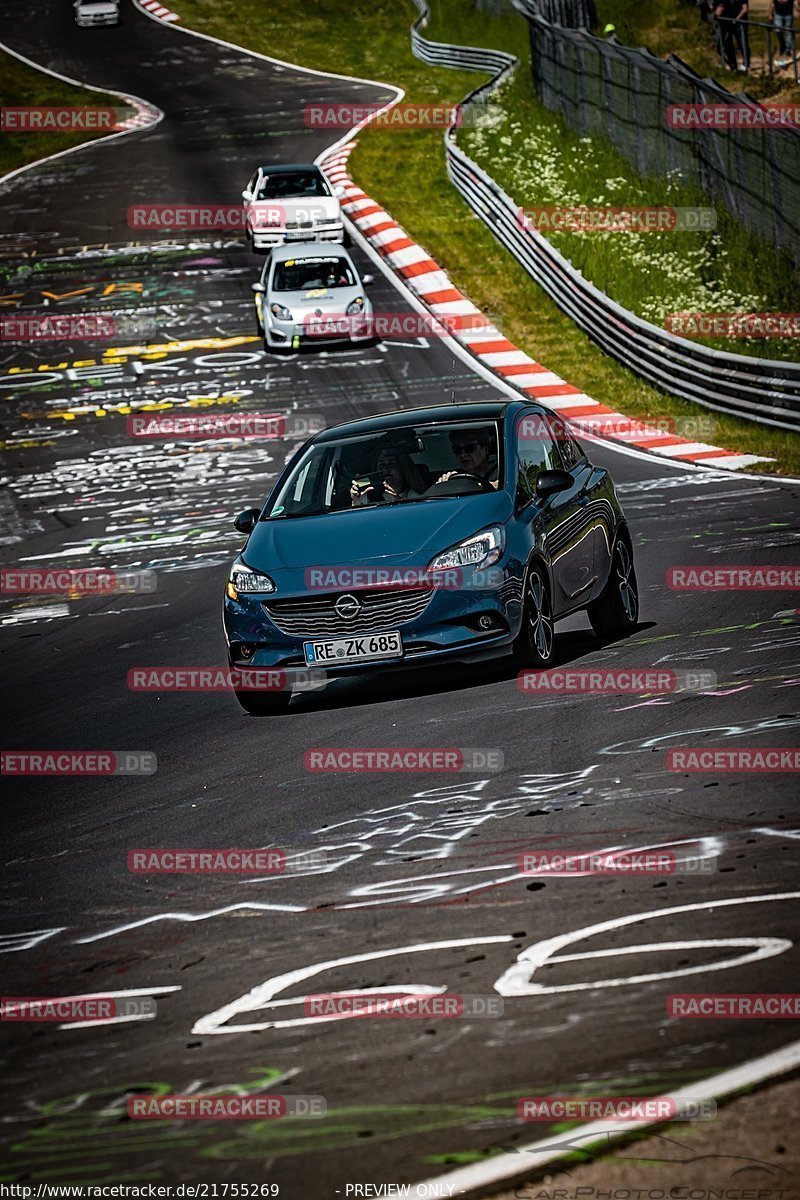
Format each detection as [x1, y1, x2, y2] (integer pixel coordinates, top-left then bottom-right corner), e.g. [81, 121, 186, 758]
[350, 446, 428, 506]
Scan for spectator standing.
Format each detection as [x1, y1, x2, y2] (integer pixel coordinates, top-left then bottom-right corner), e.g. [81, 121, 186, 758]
[714, 0, 739, 68]
[733, 0, 750, 69]
[771, 0, 796, 66]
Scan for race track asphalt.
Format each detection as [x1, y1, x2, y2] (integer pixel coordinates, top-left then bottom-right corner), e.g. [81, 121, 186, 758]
[1, 1, 799, 1193]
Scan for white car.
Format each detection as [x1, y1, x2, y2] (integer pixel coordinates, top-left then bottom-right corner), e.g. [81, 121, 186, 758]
[252, 242, 374, 352]
[74, 0, 120, 25]
[242, 163, 345, 251]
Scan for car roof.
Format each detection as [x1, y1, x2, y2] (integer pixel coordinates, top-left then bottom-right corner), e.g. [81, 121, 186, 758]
[313, 400, 547, 442]
[267, 242, 354, 265]
[256, 163, 321, 175]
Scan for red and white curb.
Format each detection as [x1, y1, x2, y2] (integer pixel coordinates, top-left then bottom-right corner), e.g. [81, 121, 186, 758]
[116, 99, 162, 130]
[321, 141, 767, 472]
[137, 0, 180, 22]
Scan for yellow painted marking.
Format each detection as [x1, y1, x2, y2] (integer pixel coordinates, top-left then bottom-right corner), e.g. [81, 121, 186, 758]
[1, 335, 260, 378]
[101, 283, 144, 296]
[41, 288, 94, 302]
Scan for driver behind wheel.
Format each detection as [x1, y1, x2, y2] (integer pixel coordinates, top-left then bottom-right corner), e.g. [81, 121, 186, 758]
[437, 427, 498, 488]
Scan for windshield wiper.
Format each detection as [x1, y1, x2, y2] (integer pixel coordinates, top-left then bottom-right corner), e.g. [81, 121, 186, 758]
[268, 507, 328, 520]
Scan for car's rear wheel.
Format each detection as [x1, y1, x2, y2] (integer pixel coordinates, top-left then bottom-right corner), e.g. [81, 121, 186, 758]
[588, 535, 639, 637]
[514, 564, 555, 668]
[233, 688, 291, 716]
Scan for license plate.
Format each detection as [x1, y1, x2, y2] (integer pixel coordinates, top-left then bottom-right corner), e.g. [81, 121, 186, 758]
[285, 231, 308, 241]
[303, 631, 403, 665]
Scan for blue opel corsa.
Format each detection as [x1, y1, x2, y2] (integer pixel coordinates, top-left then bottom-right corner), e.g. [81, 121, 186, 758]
[223, 400, 638, 713]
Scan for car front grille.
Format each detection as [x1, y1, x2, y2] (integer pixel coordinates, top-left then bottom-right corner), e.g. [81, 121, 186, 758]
[263, 587, 434, 638]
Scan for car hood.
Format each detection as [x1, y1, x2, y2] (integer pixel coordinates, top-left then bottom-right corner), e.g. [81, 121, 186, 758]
[243, 492, 513, 574]
[249, 197, 340, 222]
[270, 284, 365, 315]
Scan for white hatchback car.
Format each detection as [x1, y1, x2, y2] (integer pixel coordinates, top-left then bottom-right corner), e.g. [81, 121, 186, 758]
[242, 164, 345, 251]
[252, 242, 374, 352]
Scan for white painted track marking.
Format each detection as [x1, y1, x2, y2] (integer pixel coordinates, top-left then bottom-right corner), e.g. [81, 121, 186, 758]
[387, 1037, 800, 1198]
[496, 891, 799, 995]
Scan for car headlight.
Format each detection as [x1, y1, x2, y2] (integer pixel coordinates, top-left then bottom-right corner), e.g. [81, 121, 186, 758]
[318, 218, 340, 225]
[346, 297, 365, 315]
[270, 303, 293, 321]
[226, 558, 276, 600]
[429, 526, 506, 573]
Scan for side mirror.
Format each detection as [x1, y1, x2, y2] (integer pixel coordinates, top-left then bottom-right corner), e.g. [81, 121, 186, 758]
[535, 468, 573, 498]
[362, 273, 374, 285]
[234, 508, 260, 534]
[241, 189, 252, 201]
[334, 185, 346, 197]
[251, 281, 266, 294]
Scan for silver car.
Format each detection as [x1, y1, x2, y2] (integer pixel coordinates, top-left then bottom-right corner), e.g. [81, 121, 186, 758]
[252, 243, 374, 353]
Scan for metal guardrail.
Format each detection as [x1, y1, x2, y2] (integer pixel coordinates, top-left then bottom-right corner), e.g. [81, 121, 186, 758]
[410, 1, 515, 76]
[407, 0, 800, 430]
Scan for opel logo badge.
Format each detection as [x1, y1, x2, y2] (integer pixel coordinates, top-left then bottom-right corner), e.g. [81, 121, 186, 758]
[335, 594, 362, 619]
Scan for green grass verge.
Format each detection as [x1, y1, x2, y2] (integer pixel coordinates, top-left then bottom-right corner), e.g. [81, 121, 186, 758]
[0, 49, 121, 178]
[460, 71, 800, 363]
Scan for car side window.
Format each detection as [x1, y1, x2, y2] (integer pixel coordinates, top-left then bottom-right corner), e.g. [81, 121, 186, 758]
[515, 415, 561, 501]
[554, 429, 584, 469]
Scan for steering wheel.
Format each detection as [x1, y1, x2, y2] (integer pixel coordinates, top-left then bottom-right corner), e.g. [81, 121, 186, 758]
[425, 472, 495, 497]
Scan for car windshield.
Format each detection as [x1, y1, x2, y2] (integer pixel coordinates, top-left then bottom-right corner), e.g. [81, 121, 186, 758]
[265, 421, 503, 519]
[272, 257, 355, 292]
[256, 171, 330, 200]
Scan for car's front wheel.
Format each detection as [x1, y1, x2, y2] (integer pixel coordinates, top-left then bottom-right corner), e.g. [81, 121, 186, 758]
[234, 688, 291, 716]
[514, 563, 555, 668]
[588, 535, 639, 637]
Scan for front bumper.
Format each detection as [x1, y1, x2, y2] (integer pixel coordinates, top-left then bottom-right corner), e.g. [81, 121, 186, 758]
[250, 226, 345, 250]
[223, 569, 524, 673]
[263, 311, 373, 348]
